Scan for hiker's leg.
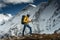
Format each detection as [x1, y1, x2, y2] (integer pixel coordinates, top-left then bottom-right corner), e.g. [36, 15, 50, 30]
[27, 25, 32, 34]
[22, 25, 26, 36]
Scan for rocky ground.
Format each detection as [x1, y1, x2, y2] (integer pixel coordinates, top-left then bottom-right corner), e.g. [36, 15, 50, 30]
[0, 33, 60, 40]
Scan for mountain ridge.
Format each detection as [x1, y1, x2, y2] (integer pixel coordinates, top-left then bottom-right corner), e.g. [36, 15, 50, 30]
[0, 0, 60, 37]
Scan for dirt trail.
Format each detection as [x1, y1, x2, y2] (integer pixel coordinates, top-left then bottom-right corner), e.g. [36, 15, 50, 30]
[1, 33, 60, 40]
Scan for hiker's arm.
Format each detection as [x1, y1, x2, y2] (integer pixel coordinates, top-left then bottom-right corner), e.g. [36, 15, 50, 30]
[28, 18, 32, 22]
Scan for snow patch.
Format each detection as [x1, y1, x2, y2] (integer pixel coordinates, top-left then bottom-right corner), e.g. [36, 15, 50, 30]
[0, 13, 13, 25]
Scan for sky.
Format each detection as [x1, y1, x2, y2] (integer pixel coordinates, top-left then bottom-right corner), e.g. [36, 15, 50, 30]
[0, 0, 48, 15]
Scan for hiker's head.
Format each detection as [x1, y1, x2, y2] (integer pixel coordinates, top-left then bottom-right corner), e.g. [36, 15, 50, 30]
[27, 14, 30, 17]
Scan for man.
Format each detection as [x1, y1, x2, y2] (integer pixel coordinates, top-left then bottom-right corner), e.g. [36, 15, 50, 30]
[21, 14, 32, 36]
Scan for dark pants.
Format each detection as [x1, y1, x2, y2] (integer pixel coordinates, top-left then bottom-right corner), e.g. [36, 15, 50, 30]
[22, 24, 32, 36]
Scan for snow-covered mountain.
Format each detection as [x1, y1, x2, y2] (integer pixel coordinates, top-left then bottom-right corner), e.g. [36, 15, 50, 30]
[0, 13, 13, 25]
[0, 0, 60, 37]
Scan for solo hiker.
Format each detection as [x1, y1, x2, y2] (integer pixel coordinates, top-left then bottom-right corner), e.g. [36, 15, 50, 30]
[21, 14, 32, 36]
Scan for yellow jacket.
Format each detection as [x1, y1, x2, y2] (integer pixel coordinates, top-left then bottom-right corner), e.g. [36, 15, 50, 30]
[23, 16, 30, 24]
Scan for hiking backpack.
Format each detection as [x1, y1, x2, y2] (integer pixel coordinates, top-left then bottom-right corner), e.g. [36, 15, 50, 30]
[21, 15, 25, 24]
